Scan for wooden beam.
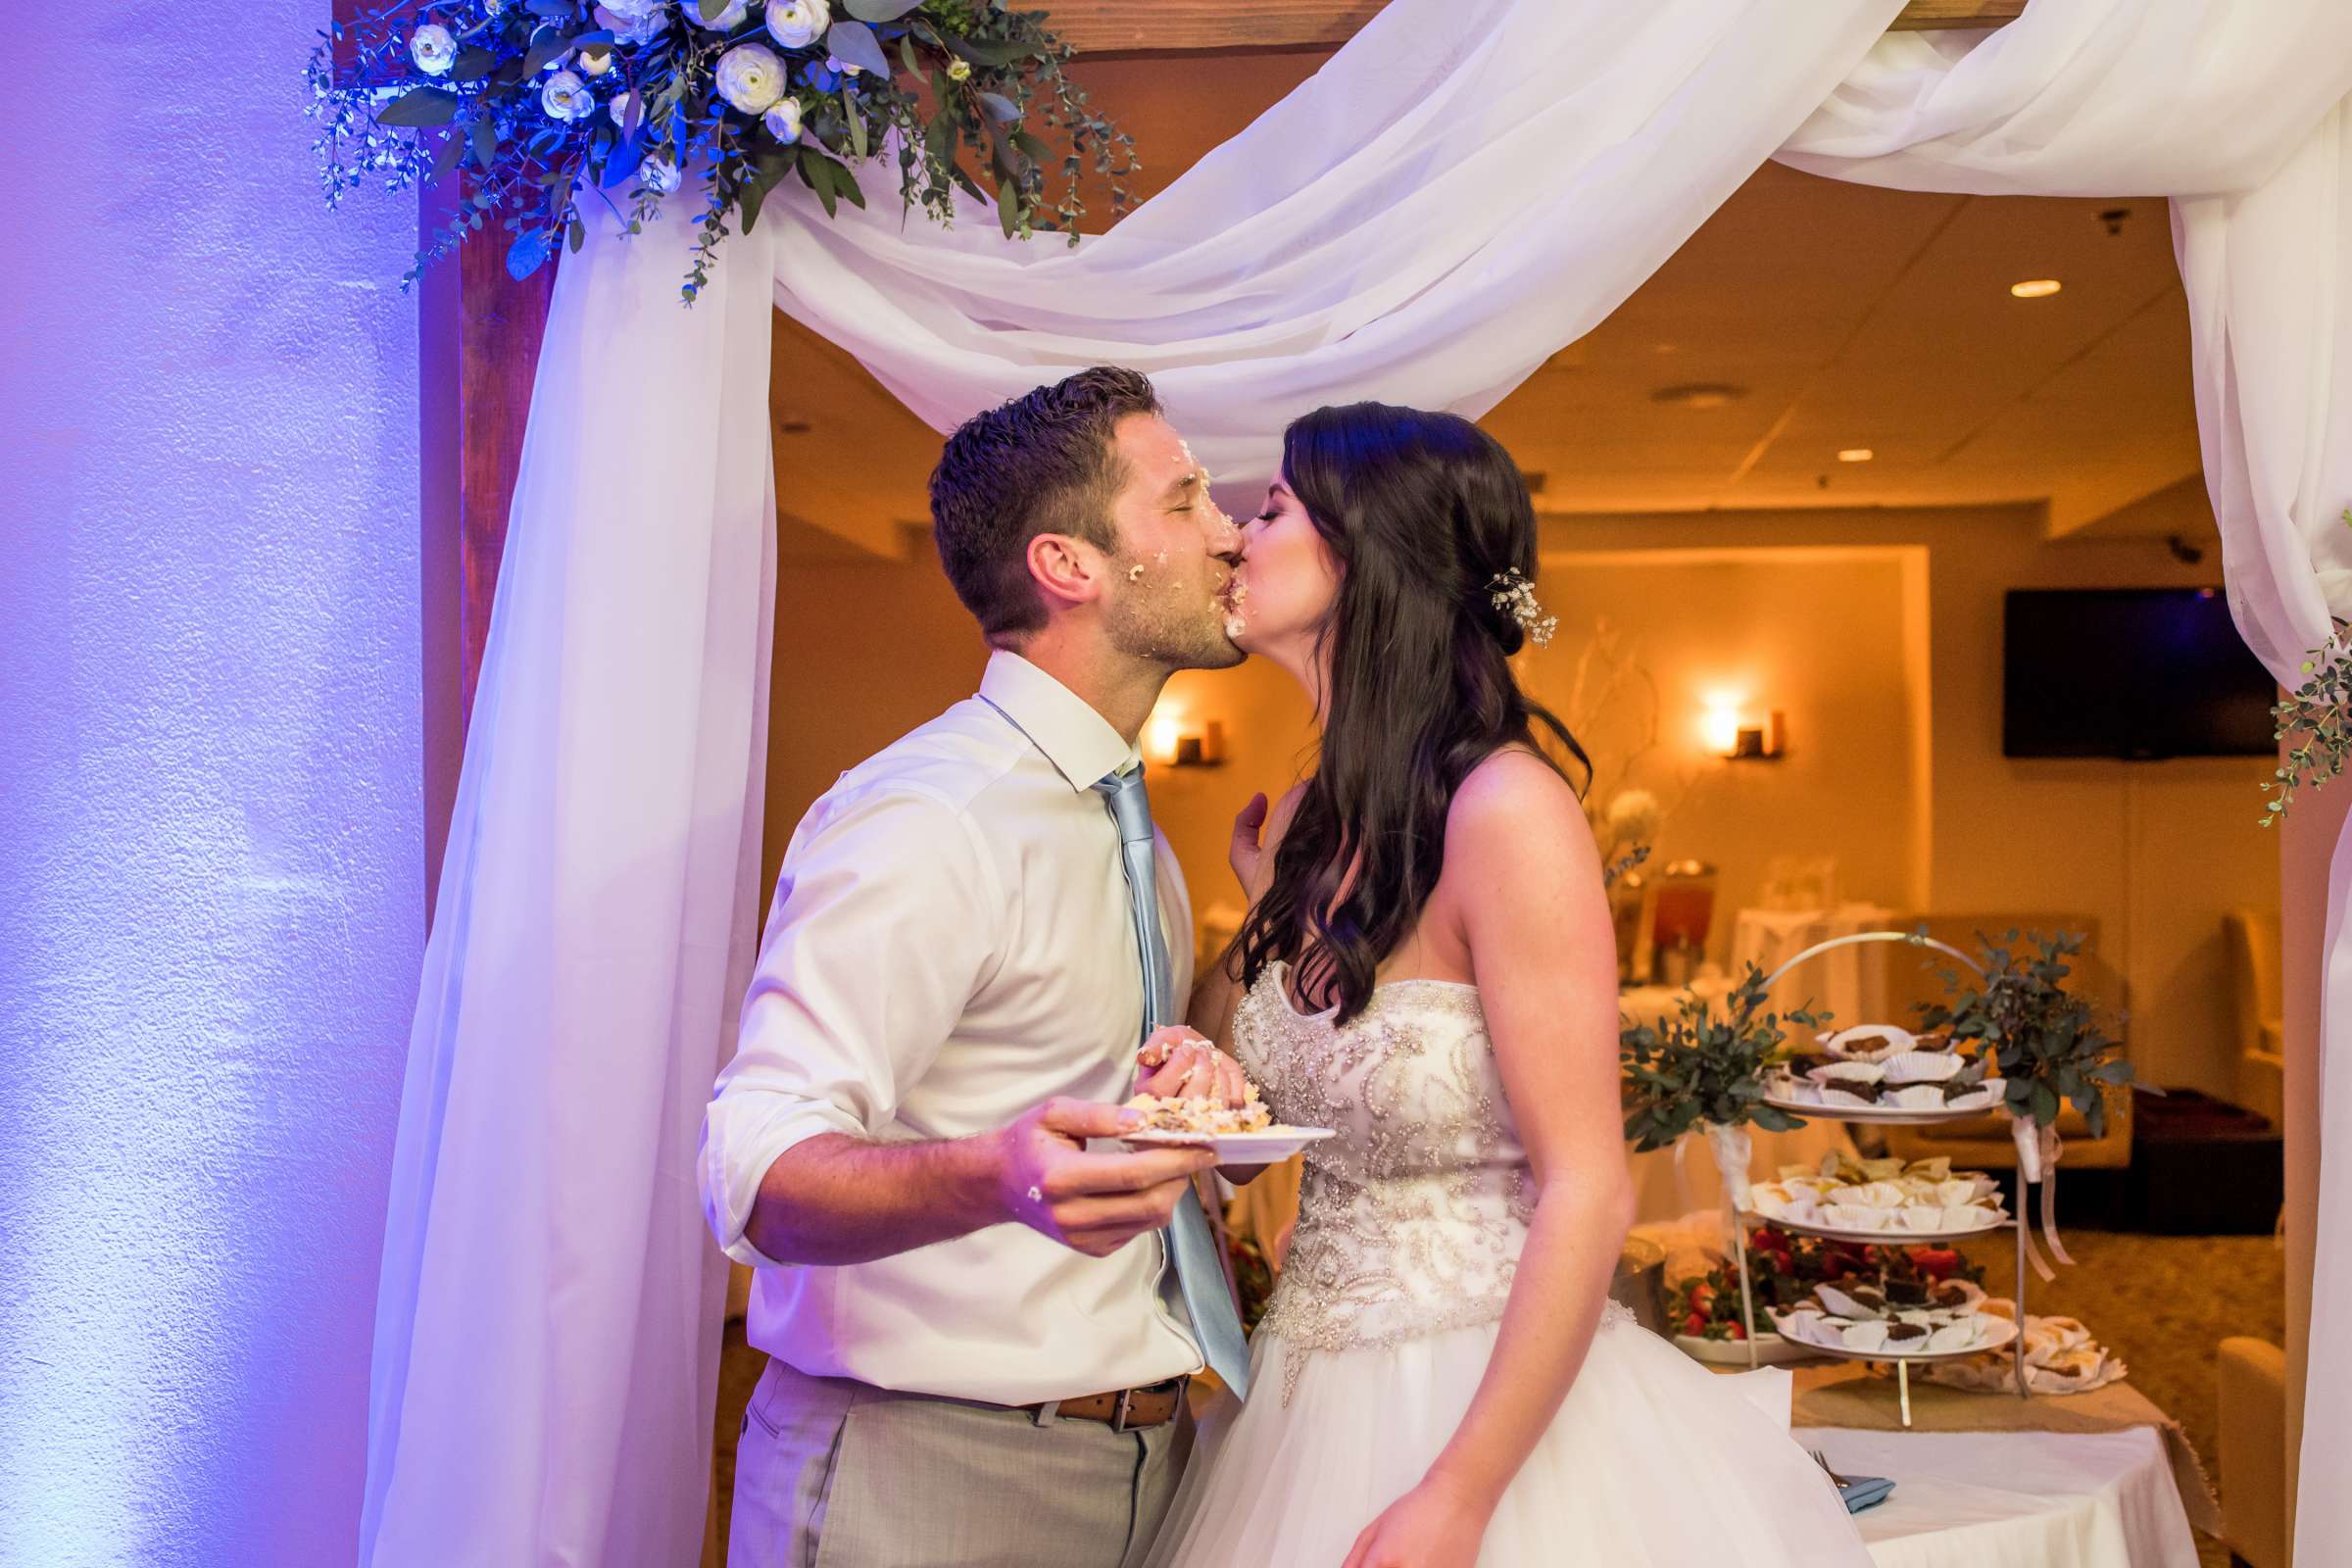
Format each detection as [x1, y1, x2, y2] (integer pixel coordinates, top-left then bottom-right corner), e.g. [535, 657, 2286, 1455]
[1885, 0, 2027, 30]
[1044, 0, 2021, 54]
[334, 0, 2024, 74]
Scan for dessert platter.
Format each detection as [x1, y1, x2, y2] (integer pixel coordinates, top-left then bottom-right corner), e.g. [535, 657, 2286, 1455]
[1761, 1024, 2004, 1123]
[1919, 1307, 2127, 1396]
[1745, 1152, 2011, 1244]
[1769, 1276, 2019, 1363]
[1118, 1089, 1335, 1162]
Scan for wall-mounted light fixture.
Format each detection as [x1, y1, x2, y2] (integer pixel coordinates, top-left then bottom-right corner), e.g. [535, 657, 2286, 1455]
[1699, 696, 1786, 761]
[1145, 704, 1226, 768]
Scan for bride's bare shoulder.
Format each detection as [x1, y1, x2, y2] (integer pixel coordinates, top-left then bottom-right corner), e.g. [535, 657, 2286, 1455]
[1445, 748, 1595, 865]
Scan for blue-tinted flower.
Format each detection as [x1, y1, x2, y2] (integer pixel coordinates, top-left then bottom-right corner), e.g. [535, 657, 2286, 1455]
[577, 43, 615, 76]
[594, 0, 671, 46]
[410, 24, 458, 75]
[765, 0, 828, 50]
[541, 70, 595, 122]
[715, 42, 788, 114]
[642, 156, 682, 194]
[761, 98, 803, 142]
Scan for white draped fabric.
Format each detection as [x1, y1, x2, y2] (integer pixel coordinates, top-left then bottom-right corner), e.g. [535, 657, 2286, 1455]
[363, 2, 2352, 1562]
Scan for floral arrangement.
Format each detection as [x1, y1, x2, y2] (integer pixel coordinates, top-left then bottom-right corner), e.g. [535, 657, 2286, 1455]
[307, 0, 1136, 300]
[1671, 1228, 1984, 1343]
[1593, 786, 1657, 889]
[1916, 929, 2133, 1137]
[1620, 964, 1824, 1152]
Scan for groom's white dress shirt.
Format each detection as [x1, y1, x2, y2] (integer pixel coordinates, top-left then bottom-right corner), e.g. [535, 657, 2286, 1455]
[701, 652, 1203, 1404]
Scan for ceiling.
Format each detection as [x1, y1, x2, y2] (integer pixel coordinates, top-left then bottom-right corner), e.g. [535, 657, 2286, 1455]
[771, 49, 2206, 562]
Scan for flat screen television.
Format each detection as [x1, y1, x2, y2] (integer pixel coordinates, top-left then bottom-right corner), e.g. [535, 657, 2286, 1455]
[2002, 588, 2278, 760]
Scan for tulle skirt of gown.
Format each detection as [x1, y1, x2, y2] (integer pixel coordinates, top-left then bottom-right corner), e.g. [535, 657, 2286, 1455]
[1144, 1313, 1875, 1567]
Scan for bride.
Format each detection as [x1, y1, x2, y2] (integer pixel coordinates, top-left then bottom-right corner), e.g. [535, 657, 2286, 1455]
[1145, 403, 1872, 1567]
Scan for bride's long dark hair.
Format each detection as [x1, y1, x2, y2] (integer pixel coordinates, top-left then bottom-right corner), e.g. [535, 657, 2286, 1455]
[1235, 403, 1588, 1025]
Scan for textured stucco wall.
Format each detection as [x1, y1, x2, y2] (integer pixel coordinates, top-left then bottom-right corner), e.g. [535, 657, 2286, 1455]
[0, 5, 421, 1563]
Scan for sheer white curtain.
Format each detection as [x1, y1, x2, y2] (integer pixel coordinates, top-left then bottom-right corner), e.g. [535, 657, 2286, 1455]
[364, 2, 2352, 1562]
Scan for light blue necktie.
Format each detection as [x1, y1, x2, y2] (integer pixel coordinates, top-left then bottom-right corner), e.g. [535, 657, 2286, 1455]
[1093, 763, 1252, 1400]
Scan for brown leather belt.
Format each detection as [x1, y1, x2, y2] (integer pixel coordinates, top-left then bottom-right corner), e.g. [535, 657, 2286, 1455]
[1027, 1377, 1186, 1432]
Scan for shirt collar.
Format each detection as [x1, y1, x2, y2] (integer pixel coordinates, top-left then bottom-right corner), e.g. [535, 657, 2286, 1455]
[979, 651, 1142, 793]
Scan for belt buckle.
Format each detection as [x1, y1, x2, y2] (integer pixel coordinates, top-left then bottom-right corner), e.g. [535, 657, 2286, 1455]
[1109, 1387, 1137, 1434]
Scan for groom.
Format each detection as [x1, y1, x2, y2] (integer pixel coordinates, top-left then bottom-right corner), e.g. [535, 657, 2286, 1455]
[700, 367, 1254, 1568]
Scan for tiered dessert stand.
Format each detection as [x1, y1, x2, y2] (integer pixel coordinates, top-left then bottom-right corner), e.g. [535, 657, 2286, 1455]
[1725, 931, 2034, 1425]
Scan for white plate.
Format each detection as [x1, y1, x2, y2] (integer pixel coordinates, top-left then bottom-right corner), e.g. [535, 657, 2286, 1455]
[1744, 1210, 2014, 1246]
[1673, 1332, 1823, 1367]
[1759, 1087, 2006, 1125]
[1120, 1127, 1336, 1162]
[1772, 1313, 2021, 1364]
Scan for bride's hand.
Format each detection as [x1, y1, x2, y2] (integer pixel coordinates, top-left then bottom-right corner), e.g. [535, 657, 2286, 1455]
[1135, 1026, 1249, 1105]
[1340, 1473, 1494, 1568]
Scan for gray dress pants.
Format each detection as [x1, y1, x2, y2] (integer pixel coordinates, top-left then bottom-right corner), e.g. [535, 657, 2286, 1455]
[729, 1358, 1195, 1568]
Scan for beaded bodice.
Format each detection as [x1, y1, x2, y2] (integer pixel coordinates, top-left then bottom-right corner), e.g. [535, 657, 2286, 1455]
[1235, 962, 1538, 1397]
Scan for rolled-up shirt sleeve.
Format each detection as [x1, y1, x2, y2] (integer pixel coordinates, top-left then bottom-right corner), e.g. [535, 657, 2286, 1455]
[699, 785, 1002, 1268]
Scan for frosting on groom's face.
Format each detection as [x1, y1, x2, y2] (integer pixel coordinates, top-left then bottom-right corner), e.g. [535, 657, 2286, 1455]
[1097, 414, 1246, 673]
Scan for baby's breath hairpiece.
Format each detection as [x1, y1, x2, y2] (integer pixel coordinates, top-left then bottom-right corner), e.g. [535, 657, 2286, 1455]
[1488, 568, 1557, 649]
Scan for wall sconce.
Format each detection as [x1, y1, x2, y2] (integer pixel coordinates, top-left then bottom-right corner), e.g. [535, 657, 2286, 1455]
[1699, 699, 1786, 761]
[1145, 709, 1226, 768]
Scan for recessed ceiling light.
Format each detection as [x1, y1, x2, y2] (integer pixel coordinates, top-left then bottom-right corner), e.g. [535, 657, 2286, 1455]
[1650, 383, 1747, 410]
[2010, 278, 2062, 299]
[1838, 448, 1875, 464]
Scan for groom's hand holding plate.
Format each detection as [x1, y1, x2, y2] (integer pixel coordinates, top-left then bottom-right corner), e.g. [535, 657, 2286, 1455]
[994, 1098, 1218, 1259]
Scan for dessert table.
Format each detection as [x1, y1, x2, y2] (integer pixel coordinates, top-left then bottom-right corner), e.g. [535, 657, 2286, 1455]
[1789, 1363, 2214, 1568]
[1808, 1427, 2200, 1568]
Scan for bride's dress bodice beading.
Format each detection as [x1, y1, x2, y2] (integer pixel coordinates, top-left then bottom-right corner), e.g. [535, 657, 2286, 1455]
[1234, 965, 1543, 1399]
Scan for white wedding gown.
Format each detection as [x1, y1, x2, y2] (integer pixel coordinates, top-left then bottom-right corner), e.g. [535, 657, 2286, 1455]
[1144, 963, 1874, 1567]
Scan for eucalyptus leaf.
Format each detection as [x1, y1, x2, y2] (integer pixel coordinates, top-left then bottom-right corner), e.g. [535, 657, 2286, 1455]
[844, 0, 927, 19]
[978, 91, 1021, 122]
[521, 32, 579, 75]
[378, 86, 463, 127]
[996, 175, 1018, 238]
[450, 46, 498, 82]
[825, 19, 893, 78]
[506, 227, 555, 280]
[841, 86, 866, 160]
[699, 0, 733, 19]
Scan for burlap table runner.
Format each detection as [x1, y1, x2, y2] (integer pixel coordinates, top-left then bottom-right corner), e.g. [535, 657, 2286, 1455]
[1788, 1362, 2220, 1534]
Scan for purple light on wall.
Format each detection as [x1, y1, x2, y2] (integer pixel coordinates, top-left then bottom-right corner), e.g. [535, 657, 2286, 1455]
[0, 3, 424, 1562]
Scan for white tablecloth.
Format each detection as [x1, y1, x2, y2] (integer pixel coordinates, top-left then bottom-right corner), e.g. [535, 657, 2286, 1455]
[1732, 904, 1895, 1033]
[1808, 1427, 2201, 1568]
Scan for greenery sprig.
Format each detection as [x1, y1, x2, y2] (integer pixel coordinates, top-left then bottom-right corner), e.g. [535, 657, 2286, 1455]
[1620, 964, 1823, 1152]
[306, 0, 1138, 302]
[1917, 929, 2134, 1137]
[2263, 636, 2350, 827]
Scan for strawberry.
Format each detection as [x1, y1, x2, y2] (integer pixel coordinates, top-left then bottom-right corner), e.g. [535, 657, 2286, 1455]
[1910, 1248, 1962, 1280]
[1682, 1310, 1708, 1336]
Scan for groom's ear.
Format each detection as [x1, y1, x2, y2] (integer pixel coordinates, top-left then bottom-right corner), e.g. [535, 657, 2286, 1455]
[1025, 531, 1106, 614]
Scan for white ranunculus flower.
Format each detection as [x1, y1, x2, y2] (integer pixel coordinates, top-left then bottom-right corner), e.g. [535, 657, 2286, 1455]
[608, 89, 635, 123]
[760, 97, 803, 143]
[410, 23, 457, 74]
[641, 156, 682, 194]
[593, 0, 670, 45]
[692, 0, 750, 27]
[764, 0, 829, 50]
[714, 42, 787, 114]
[541, 70, 595, 122]
[576, 42, 614, 76]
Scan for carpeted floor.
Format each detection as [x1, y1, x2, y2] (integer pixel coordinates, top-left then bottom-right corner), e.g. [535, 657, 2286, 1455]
[707, 1229, 2285, 1565]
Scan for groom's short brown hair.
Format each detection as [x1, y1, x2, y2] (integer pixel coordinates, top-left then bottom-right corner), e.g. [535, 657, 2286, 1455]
[929, 367, 1161, 640]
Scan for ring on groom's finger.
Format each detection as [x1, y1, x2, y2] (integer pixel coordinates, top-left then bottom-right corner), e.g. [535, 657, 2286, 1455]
[1026, 1185, 1044, 1205]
